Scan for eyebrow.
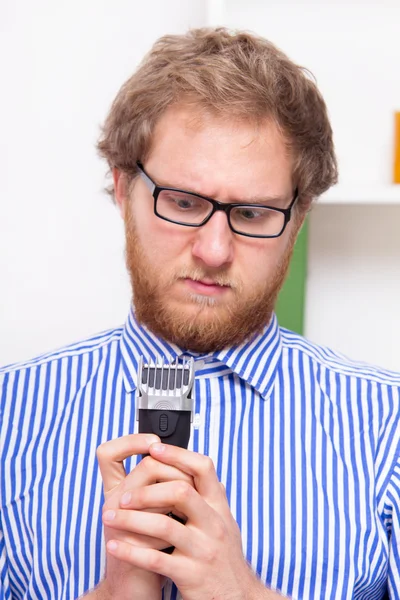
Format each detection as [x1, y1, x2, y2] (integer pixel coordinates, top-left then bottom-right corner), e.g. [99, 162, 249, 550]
[154, 176, 292, 206]
[238, 193, 293, 206]
[139, 163, 295, 207]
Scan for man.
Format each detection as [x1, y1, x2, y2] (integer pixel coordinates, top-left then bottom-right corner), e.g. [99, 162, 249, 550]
[0, 27, 399, 600]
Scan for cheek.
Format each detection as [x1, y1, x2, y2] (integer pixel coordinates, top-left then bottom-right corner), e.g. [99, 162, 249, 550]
[141, 219, 194, 266]
[237, 237, 289, 282]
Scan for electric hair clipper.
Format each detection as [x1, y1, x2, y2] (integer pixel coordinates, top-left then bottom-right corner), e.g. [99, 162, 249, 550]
[136, 355, 195, 554]
[137, 355, 195, 450]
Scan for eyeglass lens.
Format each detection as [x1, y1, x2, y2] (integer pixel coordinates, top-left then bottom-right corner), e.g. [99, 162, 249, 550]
[156, 189, 285, 236]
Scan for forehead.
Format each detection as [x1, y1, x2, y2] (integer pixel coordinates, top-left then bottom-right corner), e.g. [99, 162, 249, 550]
[146, 105, 293, 202]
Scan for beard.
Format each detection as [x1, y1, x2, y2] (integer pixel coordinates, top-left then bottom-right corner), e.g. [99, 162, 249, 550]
[124, 205, 296, 353]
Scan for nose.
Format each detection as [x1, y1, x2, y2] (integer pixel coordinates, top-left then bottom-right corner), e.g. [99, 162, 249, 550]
[191, 211, 234, 268]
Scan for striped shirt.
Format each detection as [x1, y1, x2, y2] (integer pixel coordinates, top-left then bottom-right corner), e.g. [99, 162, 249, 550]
[1, 308, 400, 600]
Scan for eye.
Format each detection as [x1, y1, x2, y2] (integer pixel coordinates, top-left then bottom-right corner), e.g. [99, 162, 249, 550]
[236, 207, 268, 220]
[240, 209, 257, 219]
[175, 197, 196, 209]
[161, 191, 203, 210]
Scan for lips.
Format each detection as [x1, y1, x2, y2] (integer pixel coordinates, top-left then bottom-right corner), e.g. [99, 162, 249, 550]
[197, 279, 224, 286]
[183, 278, 230, 296]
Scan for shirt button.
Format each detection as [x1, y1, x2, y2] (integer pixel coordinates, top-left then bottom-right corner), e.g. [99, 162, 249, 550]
[193, 413, 201, 429]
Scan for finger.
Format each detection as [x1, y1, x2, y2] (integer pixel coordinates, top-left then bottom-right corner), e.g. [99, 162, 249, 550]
[103, 520, 169, 551]
[103, 509, 192, 554]
[127, 480, 216, 530]
[119, 456, 193, 507]
[149, 444, 223, 503]
[106, 540, 179, 580]
[97, 433, 160, 493]
[103, 509, 173, 551]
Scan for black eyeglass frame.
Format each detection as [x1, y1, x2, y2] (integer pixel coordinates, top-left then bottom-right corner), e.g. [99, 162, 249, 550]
[136, 161, 299, 239]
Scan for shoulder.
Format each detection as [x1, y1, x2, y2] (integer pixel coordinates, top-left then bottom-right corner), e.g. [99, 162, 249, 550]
[0, 326, 123, 376]
[279, 328, 400, 502]
[280, 326, 400, 387]
[0, 326, 124, 410]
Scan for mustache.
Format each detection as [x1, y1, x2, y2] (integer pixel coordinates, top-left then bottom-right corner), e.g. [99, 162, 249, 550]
[173, 267, 240, 290]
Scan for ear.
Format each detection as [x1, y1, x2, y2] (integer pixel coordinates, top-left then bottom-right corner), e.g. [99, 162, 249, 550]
[112, 168, 129, 219]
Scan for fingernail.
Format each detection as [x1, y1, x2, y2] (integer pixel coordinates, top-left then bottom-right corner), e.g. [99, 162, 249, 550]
[151, 442, 165, 453]
[120, 492, 132, 506]
[107, 540, 118, 552]
[103, 510, 116, 521]
[145, 434, 160, 445]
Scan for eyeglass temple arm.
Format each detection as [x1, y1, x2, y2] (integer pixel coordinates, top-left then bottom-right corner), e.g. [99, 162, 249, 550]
[137, 163, 156, 194]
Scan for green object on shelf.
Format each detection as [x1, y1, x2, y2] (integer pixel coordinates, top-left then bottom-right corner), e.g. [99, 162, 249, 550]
[275, 218, 308, 335]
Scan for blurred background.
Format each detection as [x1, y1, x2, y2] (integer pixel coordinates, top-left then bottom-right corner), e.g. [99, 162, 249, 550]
[1, 0, 399, 370]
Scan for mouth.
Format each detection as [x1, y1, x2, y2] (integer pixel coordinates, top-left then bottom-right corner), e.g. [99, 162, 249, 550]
[182, 278, 231, 297]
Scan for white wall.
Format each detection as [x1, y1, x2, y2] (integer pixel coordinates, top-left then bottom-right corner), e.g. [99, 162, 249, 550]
[222, 0, 400, 185]
[0, 0, 206, 366]
[222, 0, 400, 371]
[307, 205, 400, 370]
[2, 0, 400, 371]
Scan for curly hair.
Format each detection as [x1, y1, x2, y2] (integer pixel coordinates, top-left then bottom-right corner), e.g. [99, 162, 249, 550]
[97, 27, 338, 210]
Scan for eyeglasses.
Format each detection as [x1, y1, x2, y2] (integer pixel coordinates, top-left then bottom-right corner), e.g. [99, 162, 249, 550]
[135, 162, 298, 239]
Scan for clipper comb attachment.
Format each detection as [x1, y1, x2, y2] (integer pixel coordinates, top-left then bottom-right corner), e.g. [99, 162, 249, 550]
[137, 355, 195, 449]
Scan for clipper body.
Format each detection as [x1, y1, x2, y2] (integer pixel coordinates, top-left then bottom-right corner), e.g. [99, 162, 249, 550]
[137, 356, 195, 449]
[136, 356, 195, 554]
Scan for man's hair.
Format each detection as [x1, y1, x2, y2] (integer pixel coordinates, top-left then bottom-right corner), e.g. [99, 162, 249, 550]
[97, 27, 338, 210]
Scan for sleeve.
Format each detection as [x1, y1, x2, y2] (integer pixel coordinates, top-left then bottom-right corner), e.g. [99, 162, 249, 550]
[0, 374, 13, 600]
[387, 457, 400, 599]
[0, 514, 12, 600]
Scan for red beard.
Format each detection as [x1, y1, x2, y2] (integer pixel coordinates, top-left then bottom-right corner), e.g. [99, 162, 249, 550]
[124, 203, 296, 353]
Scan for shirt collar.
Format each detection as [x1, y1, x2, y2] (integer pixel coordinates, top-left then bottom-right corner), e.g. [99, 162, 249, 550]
[119, 306, 282, 399]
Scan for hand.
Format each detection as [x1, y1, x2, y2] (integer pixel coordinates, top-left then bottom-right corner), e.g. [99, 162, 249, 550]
[103, 443, 277, 600]
[96, 434, 194, 599]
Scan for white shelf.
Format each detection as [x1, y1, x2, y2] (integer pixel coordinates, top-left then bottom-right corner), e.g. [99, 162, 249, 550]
[318, 184, 400, 205]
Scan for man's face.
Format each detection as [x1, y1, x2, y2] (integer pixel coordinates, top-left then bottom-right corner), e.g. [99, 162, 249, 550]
[114, 106, 302, 353]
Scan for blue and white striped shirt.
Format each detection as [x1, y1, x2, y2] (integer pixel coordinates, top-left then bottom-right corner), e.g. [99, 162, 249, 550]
[1, 308, 400, 600]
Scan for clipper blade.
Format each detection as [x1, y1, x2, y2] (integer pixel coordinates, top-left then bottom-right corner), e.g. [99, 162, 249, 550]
[137, 355, 195, 418]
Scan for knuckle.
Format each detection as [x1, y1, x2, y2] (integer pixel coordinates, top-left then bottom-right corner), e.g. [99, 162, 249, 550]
[96, 442, 110, 462]
[233, 522, 242, 542]
[126, 544, 137, 562]
[138, 455, 154, 471]
[134, 455, 157, 479]
[147, 550, 163, 571]
[202, 543, 218, 563]
[199, 455, 215, 477]
[160, 514, 174, 538]
[102, 500, 113, 514]
[175, 480, 193, 503]
[132, 487, 146, 506]
[213, 519, 227, 543]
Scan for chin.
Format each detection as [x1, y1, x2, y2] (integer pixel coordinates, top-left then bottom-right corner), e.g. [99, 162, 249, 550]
[185, 293, 219, 308]
[165, 297, 229, 328]
[177, 293, 234, 318]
